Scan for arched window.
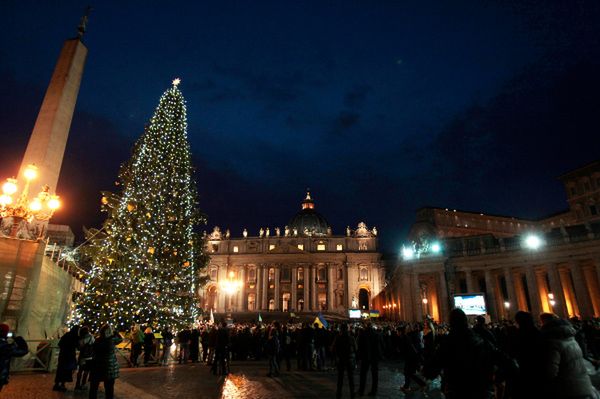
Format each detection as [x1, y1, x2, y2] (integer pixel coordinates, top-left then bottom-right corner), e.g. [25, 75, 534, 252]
[247, 293, 256, 311]
[318, 293, 327, 310]
[281, 268, 291, 281]
[298, 298, 304, 311]
[210, 267, 218, 280]
[268, 298, 275, 311]
[297, 267, 304, 281]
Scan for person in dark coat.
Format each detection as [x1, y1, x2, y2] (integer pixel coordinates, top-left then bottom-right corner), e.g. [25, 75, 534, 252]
[357, 323, 384, 396]
[265, 327, 280, 377]
[89, 324, 123, 399]
[75, 326, 95, 390]
[424, 308, 496, 399]
[509, 311, 543, 399]
[190, 327, 200, 362]
[401, 324, 427, 393]
[0, 323, 28, 392]
[201, 327, 210, 362]
[212, 322, 230, 375]
[539, 313, 596, 399]
[160, 327, 174, 366]
[53, 325, 80, 392]
[177, 326, 191, 364]
[143, 327, 154, 365]
[333, 323, 357, 399]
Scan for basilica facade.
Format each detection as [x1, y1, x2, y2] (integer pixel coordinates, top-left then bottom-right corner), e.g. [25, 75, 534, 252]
[199, 192, 385, 315]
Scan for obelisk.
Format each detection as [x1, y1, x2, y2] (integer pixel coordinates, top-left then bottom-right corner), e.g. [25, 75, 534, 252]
[18, 10, 90, 196]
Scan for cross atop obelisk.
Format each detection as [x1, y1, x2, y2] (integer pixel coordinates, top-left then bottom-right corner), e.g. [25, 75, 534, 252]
[18, 9, 90, 197]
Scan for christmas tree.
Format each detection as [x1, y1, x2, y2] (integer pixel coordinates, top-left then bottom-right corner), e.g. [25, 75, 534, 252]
[75, 79, 208, 331]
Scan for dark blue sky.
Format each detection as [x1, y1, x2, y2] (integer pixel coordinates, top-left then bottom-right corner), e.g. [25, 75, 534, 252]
[1, 1, 599, 253]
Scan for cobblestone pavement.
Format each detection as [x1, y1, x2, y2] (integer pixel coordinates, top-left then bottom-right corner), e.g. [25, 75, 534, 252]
[5, 360, 599, 399]
[3, 360, 442, 399]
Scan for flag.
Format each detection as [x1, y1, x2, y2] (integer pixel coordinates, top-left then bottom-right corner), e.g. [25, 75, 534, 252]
[314, 313, 329, 328]
[209, 309, 214, 324]
[258, 312, 263, 323]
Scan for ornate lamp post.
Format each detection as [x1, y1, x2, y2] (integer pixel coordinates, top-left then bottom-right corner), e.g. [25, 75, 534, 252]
[0, 164, 61, 239]
[220, 270, 242, 320]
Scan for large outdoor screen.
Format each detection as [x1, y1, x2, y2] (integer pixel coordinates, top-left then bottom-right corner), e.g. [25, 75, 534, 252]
[348, 309, 361, 319]
[453, 294, 487, 315]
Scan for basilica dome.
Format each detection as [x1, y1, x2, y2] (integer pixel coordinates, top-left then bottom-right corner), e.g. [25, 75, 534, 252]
[288, 191, 331, 237]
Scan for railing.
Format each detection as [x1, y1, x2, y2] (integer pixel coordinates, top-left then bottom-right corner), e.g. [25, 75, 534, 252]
[11, 339, 59, 372]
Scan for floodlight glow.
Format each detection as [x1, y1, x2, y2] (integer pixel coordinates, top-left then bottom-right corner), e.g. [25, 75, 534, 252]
[47, 196, 60, 210]
[29, 199, 42, 212]
[23, 165, 38, 181]
[2, 179, 17, 195]
[524, 234, 543, 250]
[431, 242, 442, 253]
[504, 301, 510, 309]
[402, 246, 414, 260]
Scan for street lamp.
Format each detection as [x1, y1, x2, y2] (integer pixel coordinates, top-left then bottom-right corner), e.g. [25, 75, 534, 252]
[220, 270, 242, 320]
[548, 292, 556, 308]
[0, 164, 61, 238]
[523, 234, 543, 250]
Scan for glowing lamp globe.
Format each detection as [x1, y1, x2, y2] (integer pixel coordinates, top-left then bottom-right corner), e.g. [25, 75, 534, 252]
[524, 234, 542, 250]
[23, 165, 38, 181]
[29, 199, 42, 212]
[0, 195, 12, 206]
[48, 196, 60, 210]
[402, 246, 414, 260]
[2, 179, 17, 195]
[431, 242, 442, 253]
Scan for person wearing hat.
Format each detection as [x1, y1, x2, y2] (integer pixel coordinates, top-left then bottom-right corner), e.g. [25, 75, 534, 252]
[0, 323, 28, 392]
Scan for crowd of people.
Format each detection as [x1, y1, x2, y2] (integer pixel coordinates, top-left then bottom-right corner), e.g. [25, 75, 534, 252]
[1, 310, 599, 399]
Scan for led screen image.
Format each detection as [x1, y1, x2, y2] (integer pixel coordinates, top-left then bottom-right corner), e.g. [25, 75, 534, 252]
[453, 294, 487, 315]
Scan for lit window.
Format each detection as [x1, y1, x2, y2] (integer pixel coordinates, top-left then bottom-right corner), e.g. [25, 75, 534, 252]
[297, 267, 304, 281]
[336, 244, 343, 251]
[317, 244, 326, 251]
[269, 244, 275, 250]
[233, 246, 239, 253]
[297, 244, 304, 250]
[359, 267, 368, 281]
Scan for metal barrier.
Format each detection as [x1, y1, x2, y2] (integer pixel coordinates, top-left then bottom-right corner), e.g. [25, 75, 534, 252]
[11, 339, 59, 372]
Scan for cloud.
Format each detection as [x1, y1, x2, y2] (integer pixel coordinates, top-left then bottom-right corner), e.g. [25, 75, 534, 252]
[343, 85, 371, 108]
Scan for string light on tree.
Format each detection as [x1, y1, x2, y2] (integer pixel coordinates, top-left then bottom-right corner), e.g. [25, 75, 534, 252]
[73, 79, 209, 331]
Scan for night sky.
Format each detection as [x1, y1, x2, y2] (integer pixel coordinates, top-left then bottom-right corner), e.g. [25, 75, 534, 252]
[1, 1, 599, 253]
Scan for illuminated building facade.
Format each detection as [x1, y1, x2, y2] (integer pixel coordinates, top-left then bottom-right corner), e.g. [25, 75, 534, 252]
[379, 161, 600, 322]
[199, 192, 385, 315]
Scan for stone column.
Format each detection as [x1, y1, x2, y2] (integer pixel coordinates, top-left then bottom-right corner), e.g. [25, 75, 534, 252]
[262, 265, 268, 311]
[465, 269, 475, 293]
[411, 272, 422, 322]
[585, 264, 600, 317]
[570, 261, 593, 319]
[303, 266, 309, 311]
[255, 266, 262, 311]
[547, 264, 567, 318]
[311, 265, 317, 311]
[401, 273, 413, 321]
[239, 267, 246, 311]
[327, 264, 335, 311]
[484, 269, 498, 321]
[274, 267, 281, 311]
[525, 267, 541, 317]
[291, 267, 297, 312]
[503, 267, 517, 317]
[438, 271, 449, 322]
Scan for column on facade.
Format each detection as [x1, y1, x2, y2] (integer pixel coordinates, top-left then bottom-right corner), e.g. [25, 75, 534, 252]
[547, 263, 567, 318]
[524, 267, 541, 318]
[582, 264, 600, 317]
[559, 266, 579, 317]
[596, 259, 600, 297]
[569, 261, 594, 319]
[465, 269, 475, 293]
[503, 267, 518, 318]
[303, 265, 309, 311]
[535, 270, 551, 314]
[411, 272, 422, 322]
[274, 267, 281, 311]
[239, 267, 246, 312]
[513, 271, 528, 311]
[311, 265, 317, 311]
[262, 265, 268, 311]
[401, 273, 413, 320]
[484, 269, 498, 321]
[438, 271, 449, 322]
[255, 266, 262, 311]
[327, 263, 335, 311]
[291, 267, 297, 312]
